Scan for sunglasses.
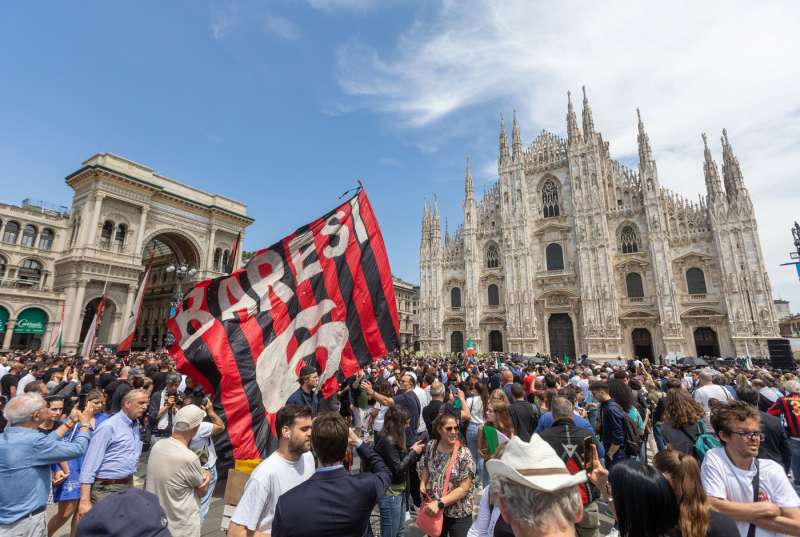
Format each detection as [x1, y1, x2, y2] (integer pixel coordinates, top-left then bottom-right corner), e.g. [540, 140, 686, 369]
[442, 426, 459, 432]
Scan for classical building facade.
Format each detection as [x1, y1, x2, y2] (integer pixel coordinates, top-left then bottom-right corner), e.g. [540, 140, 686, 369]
[0, 153, 252, 352]
[419, 89, 779, 359]
[392, 276, 419, 351]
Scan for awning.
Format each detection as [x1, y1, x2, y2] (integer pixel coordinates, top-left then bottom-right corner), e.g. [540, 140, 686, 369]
[0, 306, 7, 333]
[15, 308, 48, 334]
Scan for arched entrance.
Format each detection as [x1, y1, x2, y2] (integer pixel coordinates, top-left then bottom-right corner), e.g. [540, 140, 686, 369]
[78, 297, 117, 345]
[548, 314, 575, 360]
[138, 232, 202, 350]
[488, 330, 503, 352]
[632, 328, 653, 360]
[11, 307, 48, 350]
[450, 331, 464, 353]
[694, 327, 720, 357]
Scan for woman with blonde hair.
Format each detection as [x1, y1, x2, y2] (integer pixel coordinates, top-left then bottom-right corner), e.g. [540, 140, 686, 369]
[653, 449, 737, 537]
[660, 388, 706, 455]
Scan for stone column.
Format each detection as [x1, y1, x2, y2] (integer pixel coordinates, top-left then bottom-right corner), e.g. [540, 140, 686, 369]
[206, 226, 217, 270]
[86, 193, 105, 248]
[66, 281, 87, 347]
[2, 319, 15, 349]
[135, 206, 150, 256]
[115, 285, 136, 343]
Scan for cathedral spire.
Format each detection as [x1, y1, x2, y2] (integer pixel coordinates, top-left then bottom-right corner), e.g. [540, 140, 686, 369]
[636, 108, 653, 165]
[499, 113, 510, 162]
[702, 133, 723, 202]
[465, 156, 473, 198]
[567, 91, 581, 146]
[512, 110, 522, 160]
[721, 128, 745, 199]
[581, 85, 595, 141]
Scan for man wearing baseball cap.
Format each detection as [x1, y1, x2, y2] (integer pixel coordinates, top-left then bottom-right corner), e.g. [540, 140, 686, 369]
[286, 366, 320, 416]
[145, 404, 210, 537]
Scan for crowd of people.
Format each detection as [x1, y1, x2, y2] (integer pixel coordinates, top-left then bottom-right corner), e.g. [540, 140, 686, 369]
[2, 347, 800, 537]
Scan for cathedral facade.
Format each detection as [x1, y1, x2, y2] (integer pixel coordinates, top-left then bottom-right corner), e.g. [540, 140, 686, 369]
[418, 89, 779, 360]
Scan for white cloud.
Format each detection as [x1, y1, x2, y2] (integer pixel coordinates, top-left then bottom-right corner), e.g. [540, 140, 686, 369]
[334, 0, 800, 308]
[264, 13, 301, 41]
[210, 5, 238, 40]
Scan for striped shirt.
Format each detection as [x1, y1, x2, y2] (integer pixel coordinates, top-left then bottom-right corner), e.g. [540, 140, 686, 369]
[768, 392, 800, 439]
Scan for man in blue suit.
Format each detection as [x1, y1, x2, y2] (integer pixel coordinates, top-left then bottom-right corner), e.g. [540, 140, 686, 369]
[271, 412, 391, 537]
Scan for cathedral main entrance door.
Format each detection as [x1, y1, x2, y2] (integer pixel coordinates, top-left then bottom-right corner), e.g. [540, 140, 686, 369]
[694, 327, 720, 357]
[548, 314, 575, 360]
[488, 330, 503, 352]
[632, 328, 653, 360]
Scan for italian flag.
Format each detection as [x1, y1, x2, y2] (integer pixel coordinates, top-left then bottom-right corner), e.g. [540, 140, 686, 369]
[117, 267, 151, 353]
[49, 304, 64, 354]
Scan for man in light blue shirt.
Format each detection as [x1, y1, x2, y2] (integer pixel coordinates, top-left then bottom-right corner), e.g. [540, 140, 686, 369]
[79, 389, 149, 516]
[0, 393, 93, 535]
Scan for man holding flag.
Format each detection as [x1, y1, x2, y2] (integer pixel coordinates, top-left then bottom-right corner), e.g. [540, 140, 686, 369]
[166, 188, 399, 465]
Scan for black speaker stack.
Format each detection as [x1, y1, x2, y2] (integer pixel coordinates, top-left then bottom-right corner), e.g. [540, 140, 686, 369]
[768, 338, 796, 370]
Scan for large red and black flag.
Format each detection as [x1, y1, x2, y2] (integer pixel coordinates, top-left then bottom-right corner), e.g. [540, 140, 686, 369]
[167, 189, 399, 461]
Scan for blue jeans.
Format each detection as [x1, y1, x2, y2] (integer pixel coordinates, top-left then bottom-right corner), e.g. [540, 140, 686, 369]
[378, 493, 406, 537]
[653, 424, 666, 452]
[466, 422, 485, 488]
[199, 465, 217, 526]
[789, 438, 800, 489]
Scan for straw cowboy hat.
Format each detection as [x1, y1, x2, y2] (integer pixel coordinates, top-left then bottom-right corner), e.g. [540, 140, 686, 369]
[486, 435, 587, 492]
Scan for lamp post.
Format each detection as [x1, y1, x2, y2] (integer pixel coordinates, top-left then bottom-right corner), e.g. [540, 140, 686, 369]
[780, 221, 800, 282]
[165, 263, 197, 314]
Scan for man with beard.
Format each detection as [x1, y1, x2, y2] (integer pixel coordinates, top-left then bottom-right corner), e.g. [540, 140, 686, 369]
[228, 405, 315, 537]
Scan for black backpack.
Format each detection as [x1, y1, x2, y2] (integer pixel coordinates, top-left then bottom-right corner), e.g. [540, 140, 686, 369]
[622, 414, 643, 457]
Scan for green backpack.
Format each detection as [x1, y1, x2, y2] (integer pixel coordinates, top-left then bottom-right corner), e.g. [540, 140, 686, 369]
[681, 421, 721, 461]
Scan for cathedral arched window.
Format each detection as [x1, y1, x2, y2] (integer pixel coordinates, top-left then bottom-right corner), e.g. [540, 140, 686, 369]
[487, 284, 500, 306]
[450, 287, 461, 308]
[21, 225, 37, 248]
[39, 228, 54, 250]
[546, 243, 564, 271]
[626, 272, 644, 298]
[542, 180, 560, 218]
[114, 224, 127, 251]
[686, 268, 707, 295]
[486, 244, 500, 269]
[620, 225, 639, 254]
[213, 248, 222, 271]
[100, 220, 114, 248]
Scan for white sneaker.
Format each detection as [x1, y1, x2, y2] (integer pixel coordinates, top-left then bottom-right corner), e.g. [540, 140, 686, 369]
[607, 529, 620, 537]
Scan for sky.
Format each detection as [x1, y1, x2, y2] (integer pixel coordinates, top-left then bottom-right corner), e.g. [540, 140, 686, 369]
[1, 1, 799, 309]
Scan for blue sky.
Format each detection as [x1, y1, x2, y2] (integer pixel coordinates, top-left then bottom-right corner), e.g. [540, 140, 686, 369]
[2, 1, 800, 308]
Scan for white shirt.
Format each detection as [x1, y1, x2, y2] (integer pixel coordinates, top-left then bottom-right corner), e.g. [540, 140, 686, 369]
[230, 451, 315, 533]
[17, 373, 35, 393]
[373, 402, 388, 433]
[701, 447, 800, 537]
[189, 422, 217, 469]
[693, 384, 731, 414]
[413, 386, 431, 433]
[467, 486, 501, 537]
[466, 396, 485, 426]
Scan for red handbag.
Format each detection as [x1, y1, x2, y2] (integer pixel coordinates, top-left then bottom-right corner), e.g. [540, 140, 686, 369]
[417, 441, 460, 537]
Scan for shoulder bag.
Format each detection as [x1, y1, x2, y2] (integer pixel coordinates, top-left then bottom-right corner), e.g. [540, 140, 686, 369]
[417, 441, 460, 537]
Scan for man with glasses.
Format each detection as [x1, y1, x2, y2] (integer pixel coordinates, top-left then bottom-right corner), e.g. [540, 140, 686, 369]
[701, 400, 800, 537]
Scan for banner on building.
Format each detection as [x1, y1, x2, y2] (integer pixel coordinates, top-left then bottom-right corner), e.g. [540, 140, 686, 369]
[167, 189, 399, 460]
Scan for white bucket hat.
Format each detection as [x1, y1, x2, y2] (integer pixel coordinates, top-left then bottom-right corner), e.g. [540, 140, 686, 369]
[486, 434, 587, 492]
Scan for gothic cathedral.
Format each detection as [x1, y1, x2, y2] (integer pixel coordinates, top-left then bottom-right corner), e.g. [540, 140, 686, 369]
[418, 88, 779, 360]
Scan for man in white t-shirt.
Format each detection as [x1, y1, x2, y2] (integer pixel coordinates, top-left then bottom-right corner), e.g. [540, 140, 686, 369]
[189, 398, 226, 526]
[693, 369, 731, 417]
[701, 400, 800, 537]
[228, 404, 314, 537]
